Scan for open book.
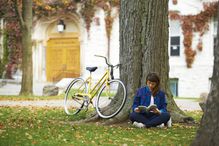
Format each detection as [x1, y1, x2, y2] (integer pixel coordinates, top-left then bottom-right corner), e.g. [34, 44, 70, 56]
[138, 104, 157, 112]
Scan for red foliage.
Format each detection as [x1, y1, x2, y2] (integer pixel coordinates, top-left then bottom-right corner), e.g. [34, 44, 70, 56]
[95, 0, 109, 11]
[169, 2, 218, 68]
[169, 11, 181, 20]
[197, 40, 203, 51]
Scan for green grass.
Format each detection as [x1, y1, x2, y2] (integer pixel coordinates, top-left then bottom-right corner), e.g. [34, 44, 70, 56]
[0, 106, 202, 146]
[185, 110, 203, 122]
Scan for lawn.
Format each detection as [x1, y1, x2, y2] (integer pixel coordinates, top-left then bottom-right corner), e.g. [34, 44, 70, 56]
[0, 106, 202, 146]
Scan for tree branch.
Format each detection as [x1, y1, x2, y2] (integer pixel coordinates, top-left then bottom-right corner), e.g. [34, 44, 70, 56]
[13, 0, 24, 27]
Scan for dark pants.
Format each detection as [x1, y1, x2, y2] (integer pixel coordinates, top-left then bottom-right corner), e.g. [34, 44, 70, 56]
[129, 111, 170, 128]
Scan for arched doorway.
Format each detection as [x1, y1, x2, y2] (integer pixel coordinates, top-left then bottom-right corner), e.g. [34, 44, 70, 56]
[46, 33, 80, 82]
[46, 20, 80, 82]
[32, 13, 83, 82]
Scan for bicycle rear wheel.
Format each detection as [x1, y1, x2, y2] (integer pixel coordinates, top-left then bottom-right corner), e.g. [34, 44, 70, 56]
[95, 79, 127, 119]
[64, 78, 87, 115]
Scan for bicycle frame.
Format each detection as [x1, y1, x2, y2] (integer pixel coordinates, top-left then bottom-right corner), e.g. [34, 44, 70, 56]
[76, 67, 110, 103]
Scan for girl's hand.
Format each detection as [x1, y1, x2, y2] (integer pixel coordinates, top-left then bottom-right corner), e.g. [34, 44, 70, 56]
[151, 108, 161, 115]
[134, 107, 140, 113]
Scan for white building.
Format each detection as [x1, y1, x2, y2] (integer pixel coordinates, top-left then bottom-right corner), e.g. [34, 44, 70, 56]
[0, 0, 216, 97]
[168, 0, 217, 97]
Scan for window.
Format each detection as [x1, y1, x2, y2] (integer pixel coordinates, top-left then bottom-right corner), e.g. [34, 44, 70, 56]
[170, 36, 180, 56]
[169, 20, 180, 56]
[169, 78, 178, 97]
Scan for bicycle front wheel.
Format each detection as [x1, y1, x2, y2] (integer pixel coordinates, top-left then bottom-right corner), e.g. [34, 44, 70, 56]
[95, 79, 127, 119]
[64, 78, 87, 115]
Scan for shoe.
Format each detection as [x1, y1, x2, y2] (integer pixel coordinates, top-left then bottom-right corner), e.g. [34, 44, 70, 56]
[157, 123, 165, 128]
[167, 118, 172, 128]
[133, 122, 145, 128]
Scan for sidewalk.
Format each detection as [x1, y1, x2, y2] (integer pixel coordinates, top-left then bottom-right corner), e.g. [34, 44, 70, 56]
[0, 99, 201, 111]
[174, 99, 201, 111]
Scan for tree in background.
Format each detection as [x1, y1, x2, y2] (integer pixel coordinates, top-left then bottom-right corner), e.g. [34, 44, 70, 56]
[192, 3, 219, 146]
[14, 0, 33, 95]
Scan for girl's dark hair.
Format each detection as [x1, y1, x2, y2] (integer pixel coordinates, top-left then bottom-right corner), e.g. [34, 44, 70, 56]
[146, 72, 160, 96]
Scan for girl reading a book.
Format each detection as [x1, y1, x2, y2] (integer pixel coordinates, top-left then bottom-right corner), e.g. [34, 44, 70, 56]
[129, 72, 171, 128]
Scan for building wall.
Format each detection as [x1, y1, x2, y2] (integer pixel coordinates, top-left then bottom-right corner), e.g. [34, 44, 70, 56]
[169, 0, 214, 97]
[170, 0, 204, 15]
[78, 7, 120, 80]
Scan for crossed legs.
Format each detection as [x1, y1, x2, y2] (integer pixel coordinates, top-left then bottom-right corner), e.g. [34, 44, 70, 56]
[130, 112, 170, 128]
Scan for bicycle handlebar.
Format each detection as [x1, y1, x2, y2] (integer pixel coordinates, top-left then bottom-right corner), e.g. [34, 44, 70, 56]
[95, 54, 121, 80]
[94, 55, 110, 66]
[94, 54, 121, 68]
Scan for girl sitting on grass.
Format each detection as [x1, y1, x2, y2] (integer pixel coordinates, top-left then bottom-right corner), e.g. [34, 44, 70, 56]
[130, 72, 171, 128]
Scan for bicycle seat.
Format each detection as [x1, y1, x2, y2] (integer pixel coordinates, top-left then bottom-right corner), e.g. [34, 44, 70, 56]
[86, 67, 98, 72]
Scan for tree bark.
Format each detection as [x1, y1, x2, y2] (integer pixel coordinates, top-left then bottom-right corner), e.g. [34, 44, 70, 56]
[192, 3, 219, 146]
[19, 0, 33, 95]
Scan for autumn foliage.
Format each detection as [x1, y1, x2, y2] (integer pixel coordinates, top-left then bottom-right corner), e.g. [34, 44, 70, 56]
[169, 2, 218, 68]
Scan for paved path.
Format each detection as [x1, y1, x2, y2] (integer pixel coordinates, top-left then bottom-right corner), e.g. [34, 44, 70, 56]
[0, 99, 201, 111]
[174, 99, 201, 111]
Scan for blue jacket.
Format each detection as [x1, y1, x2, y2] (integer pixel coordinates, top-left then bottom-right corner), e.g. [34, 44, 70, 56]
[132, 86, 168, 113]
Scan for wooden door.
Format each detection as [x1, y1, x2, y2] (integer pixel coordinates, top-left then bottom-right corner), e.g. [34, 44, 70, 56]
[46, 37, 80, 82]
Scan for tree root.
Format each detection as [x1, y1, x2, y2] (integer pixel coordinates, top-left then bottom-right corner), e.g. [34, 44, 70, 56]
[170, 111, 195, 123]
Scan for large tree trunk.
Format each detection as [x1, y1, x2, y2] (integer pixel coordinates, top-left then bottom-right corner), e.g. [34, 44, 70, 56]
[116, 0, 189, 123]
[20, 0, 33, 95]
[192, 3, 219, 146]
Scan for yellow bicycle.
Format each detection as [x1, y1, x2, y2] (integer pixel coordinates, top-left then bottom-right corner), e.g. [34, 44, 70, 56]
[64, 55, 127, 119]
